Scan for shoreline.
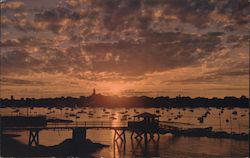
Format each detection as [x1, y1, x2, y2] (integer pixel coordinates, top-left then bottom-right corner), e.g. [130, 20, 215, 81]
[1, 95, 249, 108]
[0, 131, 248, 157]
[1, 134, 109, 157]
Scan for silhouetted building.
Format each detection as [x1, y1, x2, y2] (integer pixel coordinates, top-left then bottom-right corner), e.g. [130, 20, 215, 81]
[128, 112, 160, 129]
[10, 96, 14, 100]
[93, 88, 96, 96]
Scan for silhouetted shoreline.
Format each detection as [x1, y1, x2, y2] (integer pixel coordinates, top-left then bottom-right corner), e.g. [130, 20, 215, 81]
[0, 94, 249, 108]
[1, 134, 108, 157]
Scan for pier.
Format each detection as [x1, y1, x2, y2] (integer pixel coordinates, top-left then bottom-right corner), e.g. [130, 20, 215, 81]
[1, 112, 167, 146]
[1, 120, 166, 146]
[1, 112, 248, 147]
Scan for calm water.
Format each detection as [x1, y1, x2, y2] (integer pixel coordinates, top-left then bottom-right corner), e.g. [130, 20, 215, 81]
[1, 107, 249, 157]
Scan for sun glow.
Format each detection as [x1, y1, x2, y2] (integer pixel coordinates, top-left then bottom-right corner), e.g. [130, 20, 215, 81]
[109, 84, 124, 95]
[98, 81, 130, 96]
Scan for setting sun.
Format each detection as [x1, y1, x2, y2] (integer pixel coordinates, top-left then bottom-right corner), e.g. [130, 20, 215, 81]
[108, 83, 124, 96]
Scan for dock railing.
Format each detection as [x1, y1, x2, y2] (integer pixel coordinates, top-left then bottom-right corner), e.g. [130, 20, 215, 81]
[2, 121, 128, 131]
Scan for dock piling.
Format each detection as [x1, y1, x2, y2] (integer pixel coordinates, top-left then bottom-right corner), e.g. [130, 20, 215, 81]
[114, 129, 126, 142]
[28, 129, 40, 146]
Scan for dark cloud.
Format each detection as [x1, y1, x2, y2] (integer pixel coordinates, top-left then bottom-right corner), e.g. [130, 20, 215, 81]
[33, 6, 98, 34]
[0, 49, 43, 74]
[169, 75, 223, 84]
[0, 30, 228, 77]
[34, 7, 82, 22]
[0, 0, 248, 97]
[215, 69, 249, 76]
[170, 67, 249, 85]
[0, 77, 47, 86]
[81, 32, 222, 75]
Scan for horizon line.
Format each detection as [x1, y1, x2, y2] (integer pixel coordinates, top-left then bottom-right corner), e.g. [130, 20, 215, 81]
[1, 94, 249, 100]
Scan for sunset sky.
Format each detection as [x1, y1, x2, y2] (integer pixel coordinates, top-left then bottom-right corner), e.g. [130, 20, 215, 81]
[0, 0, 249, 99]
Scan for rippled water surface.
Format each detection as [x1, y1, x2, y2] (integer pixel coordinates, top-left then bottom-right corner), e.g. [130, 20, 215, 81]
[1, 107, 249, 157]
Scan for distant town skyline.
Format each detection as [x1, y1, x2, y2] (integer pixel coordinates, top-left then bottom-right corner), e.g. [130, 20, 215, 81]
[1, 0, 249, 98]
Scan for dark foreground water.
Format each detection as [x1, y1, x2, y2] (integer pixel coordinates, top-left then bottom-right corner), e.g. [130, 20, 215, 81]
[6, 129, 249, 157]
[1, 107, 249, 157]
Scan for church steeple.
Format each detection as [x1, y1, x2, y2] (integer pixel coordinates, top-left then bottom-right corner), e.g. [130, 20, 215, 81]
[93, 88, 96, 96]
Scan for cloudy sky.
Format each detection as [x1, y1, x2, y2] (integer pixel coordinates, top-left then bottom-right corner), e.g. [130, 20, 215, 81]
[0, 0, 249, 98]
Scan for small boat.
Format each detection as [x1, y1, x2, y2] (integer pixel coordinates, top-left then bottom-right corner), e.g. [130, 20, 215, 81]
[197, 117, 204, 123]
[177, 114, 182, 118]
[181, 127, 213, 136]
[232, 111, 237, 115]
[69, 114, 76, 117]
[110, 117, 117, 120]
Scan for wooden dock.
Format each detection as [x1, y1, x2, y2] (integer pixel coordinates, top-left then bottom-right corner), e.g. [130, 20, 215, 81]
[1, 112, 247, 147]
[1, 121, 166, 146]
